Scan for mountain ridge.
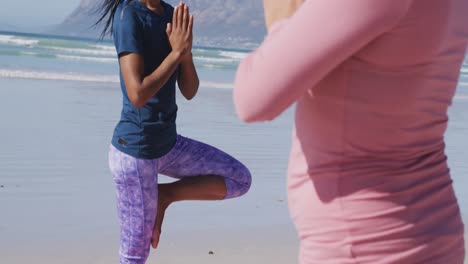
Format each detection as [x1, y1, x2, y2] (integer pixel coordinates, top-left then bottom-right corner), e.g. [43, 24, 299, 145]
[50, 0, 266, 49]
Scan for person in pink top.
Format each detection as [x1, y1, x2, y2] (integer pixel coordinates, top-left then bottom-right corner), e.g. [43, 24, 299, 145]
[234, 0, 468, 263]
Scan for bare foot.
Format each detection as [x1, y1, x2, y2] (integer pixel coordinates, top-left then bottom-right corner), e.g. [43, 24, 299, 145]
[151, 184, 173, 249]
[150, 176, 228, 249]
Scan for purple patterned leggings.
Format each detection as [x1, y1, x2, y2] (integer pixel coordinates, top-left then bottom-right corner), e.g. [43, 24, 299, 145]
[108, 135, 252, 264]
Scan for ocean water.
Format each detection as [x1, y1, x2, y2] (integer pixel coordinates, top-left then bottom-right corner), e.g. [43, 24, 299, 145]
[0, 31, 245, 86]
[0, 31, 467, 263]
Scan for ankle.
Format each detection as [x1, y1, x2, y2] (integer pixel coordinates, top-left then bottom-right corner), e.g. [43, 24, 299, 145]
[158, 184, 175, 206]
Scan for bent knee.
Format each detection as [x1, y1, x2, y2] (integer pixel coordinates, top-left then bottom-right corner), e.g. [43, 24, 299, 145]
[237, 162, 252, 194]
[225, 164, 252, 199]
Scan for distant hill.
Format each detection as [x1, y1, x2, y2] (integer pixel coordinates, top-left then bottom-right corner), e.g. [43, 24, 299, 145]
[49, 0, 266, 49]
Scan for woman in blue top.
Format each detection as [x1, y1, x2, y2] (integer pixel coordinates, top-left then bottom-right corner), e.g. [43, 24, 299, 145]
[97, 1, 252, 263]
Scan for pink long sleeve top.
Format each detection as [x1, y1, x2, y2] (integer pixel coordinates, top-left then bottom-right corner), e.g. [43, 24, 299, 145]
[234, 0, 468, 263]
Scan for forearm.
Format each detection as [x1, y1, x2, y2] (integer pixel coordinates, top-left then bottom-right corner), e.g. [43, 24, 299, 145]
[178, 54, 199, 100]
[133, 52, 182, 107]
[234, 0, 412, 122]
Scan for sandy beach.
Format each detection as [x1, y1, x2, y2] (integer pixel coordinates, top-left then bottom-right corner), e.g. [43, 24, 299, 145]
[0, 77, 467, 263]
[0, 78, 299, 263]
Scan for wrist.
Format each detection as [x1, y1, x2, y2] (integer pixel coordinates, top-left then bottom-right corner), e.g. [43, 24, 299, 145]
[181, 52, 193, 63]
[169, 51, 183, 63]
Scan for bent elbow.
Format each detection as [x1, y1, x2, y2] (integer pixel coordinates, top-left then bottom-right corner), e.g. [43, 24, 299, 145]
[241, 115, 262, 123]
[234, 60, 278, 123]
[236, 106, 257, 123]
[128, 92, 145, 109]
[183, 88, 197, 101]
[130, 100, 144, 109]
[239, 110, 274, 123]
[237, 110, 258, 123]
[233, 95, 263, 123]
[234, 100, 273, 123]
[179, 82, 199, 101]
[184, 94, 195, 101]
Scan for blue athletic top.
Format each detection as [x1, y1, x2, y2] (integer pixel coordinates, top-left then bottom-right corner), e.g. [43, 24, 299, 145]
[111, 0, 178, 159]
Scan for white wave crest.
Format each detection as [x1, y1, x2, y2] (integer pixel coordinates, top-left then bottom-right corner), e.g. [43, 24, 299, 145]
[0, 35, 39, 47]
[0, 69, 119, 83]
[218, 51, 248, 60]
[47, 46, 116, 57]
[194, 56, 238, 64]
[198, 64, 228, 70]
[0, 69, 234, 89]
[56, 54, 116, 63]
[200, 81, 234, 89]
[19, 51, 38, 56]
[90, 44, 116, 51]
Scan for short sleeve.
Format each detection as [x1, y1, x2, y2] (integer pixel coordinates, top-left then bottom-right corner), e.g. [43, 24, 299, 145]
[113, 6, 144, 56]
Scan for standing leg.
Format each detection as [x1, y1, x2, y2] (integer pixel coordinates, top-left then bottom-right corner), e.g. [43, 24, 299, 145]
[109, 145, 159, 264]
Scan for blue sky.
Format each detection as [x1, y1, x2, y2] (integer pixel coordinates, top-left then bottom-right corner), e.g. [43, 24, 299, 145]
[0, 0, 81, 29]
